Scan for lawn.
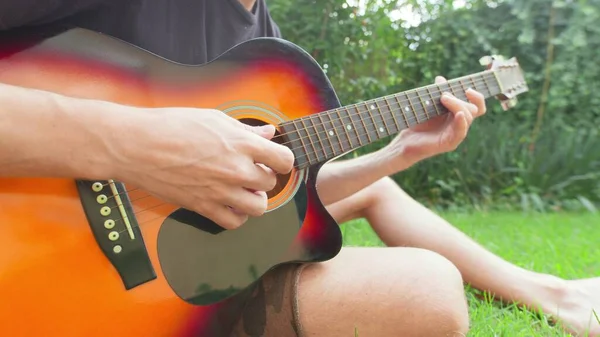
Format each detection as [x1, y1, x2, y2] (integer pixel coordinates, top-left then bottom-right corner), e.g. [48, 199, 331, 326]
[340, 211, 600, 336]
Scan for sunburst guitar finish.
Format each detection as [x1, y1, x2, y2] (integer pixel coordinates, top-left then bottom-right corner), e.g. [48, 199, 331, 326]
[0, 26, 529, 337]
[0, 28, 343, 337]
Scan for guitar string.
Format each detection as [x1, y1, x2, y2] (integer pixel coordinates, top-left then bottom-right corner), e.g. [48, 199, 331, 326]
[105, 83, 506, 236]
[283, 82, 501, 165]
[107, 78, 498, 203]
[271, 82, 498, 151]
[104, 78, 502, 218]
[268, 73, 499, 145]
[106, 81, 498, 196]
[81, 69, 509, 236]
[110, 76, 498, 201]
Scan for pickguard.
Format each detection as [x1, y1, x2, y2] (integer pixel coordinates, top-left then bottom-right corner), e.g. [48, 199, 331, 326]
[156, 180, 308, 305]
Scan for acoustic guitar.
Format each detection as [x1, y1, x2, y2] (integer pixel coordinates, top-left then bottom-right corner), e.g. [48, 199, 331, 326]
[0, 27, 528, 336]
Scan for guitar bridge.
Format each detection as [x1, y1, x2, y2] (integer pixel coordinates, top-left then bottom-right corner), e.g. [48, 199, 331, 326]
[76, 179, 156, 290]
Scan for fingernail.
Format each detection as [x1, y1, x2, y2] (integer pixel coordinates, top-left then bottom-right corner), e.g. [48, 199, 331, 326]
[259, 124, 274, 132]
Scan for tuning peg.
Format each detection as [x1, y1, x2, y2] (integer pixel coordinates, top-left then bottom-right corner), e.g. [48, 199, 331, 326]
[500, 97, 518, 111]
[479, 56, 493, 66]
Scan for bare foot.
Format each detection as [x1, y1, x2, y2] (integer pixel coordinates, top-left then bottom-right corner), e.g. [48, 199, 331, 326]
[542, 277, 600, 336]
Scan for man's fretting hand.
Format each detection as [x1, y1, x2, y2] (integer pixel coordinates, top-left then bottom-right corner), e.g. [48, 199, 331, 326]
[383, 76, 487, 168]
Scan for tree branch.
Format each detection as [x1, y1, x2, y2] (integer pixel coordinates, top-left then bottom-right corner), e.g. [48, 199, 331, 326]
[529, 2, 556, 153]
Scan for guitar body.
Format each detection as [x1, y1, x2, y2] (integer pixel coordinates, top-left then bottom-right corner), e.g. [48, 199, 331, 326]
[0, 28, 343, 336]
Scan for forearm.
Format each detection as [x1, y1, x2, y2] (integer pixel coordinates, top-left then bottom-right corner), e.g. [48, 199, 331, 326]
[0, 83, 130, 179]
[316, 147, 414, 206]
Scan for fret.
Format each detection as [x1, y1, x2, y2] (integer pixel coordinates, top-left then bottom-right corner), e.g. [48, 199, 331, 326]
[376, 98, 395, 134]
[351, 104, 370, 146]
[309, 115, 330, 160]
[405, 91, 421, 125]
[425, 85, 442, 116]
[392, 94, 411, 128]
[485, 73, 497, 96]
[469, 75, 480, 96]
[316, 113, 336, 158]
[383, 96, 401, 132]
[436, 81, 452, 117]
[340, 107, 361, 149]
[414, 89, 431, 120]
[457, 78, 470, 100]
[360, 103, 374, 143]
[364, 101, 383, 140]
[371, 101, 389, 139]
[449, 80, 460, 97]
[370, 100, 389, 138]
[481, 74, 493, 96]
[485, 72, 500, 96]
[284, 68, 510, 167]
[424, 88, 438, 118]
[334, 108, 353, 153]
[300, 117, 325, 163]
[324, 110, 346, 155]
[458, 79, 468, 99]
[481, 73, 492, 97]
[292, 119, 316, 166]
[279, 121, 309, 168]
[437, 81, 451, 97]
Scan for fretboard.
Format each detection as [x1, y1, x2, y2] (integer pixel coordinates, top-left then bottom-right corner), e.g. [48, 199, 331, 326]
[280, 70, 501, 169]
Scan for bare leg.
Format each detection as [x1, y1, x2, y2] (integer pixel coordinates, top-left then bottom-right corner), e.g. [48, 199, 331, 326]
[296, 247, 470, 337]
[325, 177, 600, 336]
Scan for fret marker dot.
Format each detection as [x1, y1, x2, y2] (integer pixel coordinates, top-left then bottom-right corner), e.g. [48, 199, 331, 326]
[425, 100, 430, 105]
[379, 127, 384, 132]
[404, 107, 409, 112]
[370, 104, 375, 110]
[346, 125, 352, 130]
[328, 130, 334, 136]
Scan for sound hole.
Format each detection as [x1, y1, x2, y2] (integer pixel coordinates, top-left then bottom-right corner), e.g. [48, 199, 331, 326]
[238, 118, 292, 200]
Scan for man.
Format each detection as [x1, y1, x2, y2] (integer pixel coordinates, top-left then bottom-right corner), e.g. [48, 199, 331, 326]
[0, 1, 598, 336]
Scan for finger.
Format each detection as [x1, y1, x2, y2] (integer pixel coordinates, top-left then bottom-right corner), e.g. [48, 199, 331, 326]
[240, 123, 295, 174]
[441, 93, 478, 118]
[447, 111, 469, 148]
[222, 187, 269, 217]
[201, 203, 249, 230]
[463, 108, 474, 126]
[246, 134, 295, 174]
[247, 124, 277, 140]
[240, 163, 277, 192]
[435, 76, 447, 84]
[465, 88, 487, 117]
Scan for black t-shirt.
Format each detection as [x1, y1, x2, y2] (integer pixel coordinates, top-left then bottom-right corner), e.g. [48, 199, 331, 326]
[0, 0, 282, 64]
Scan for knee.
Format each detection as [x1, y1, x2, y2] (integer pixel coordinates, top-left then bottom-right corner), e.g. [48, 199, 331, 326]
[370, 176, 399, 192]
[394, 249, 470, 336]
[358, 177, 402, 210]
[366, 176, 410, 202]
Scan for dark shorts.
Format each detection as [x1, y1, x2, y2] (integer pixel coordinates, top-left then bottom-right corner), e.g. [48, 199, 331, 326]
[229, 263, 307, 337]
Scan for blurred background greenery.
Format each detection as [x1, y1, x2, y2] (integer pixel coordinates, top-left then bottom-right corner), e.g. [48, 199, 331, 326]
[270, 0, 600, 212]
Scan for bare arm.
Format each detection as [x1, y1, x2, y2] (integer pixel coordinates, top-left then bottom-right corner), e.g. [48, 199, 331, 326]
[0, 82, 294, 229]
[315, 147, 410, 206]
[0, 82, 129, 179]
[316, 79, 487, 206]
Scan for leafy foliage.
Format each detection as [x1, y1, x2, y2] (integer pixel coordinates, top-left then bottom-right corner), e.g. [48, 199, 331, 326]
[270, 0, 600, 210]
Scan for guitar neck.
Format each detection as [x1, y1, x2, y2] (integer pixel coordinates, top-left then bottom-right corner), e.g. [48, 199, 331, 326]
[280, 70, 502, 169]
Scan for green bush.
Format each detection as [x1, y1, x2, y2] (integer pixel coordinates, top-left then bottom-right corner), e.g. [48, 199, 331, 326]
[389, 118, 600, 211]
[271, 0, 600, 210]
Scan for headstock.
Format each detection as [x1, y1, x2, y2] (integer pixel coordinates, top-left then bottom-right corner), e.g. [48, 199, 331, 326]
[480, 55, 529, 110]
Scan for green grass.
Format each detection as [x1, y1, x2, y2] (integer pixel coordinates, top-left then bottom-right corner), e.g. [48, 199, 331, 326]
[340, 211, 600, 336]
